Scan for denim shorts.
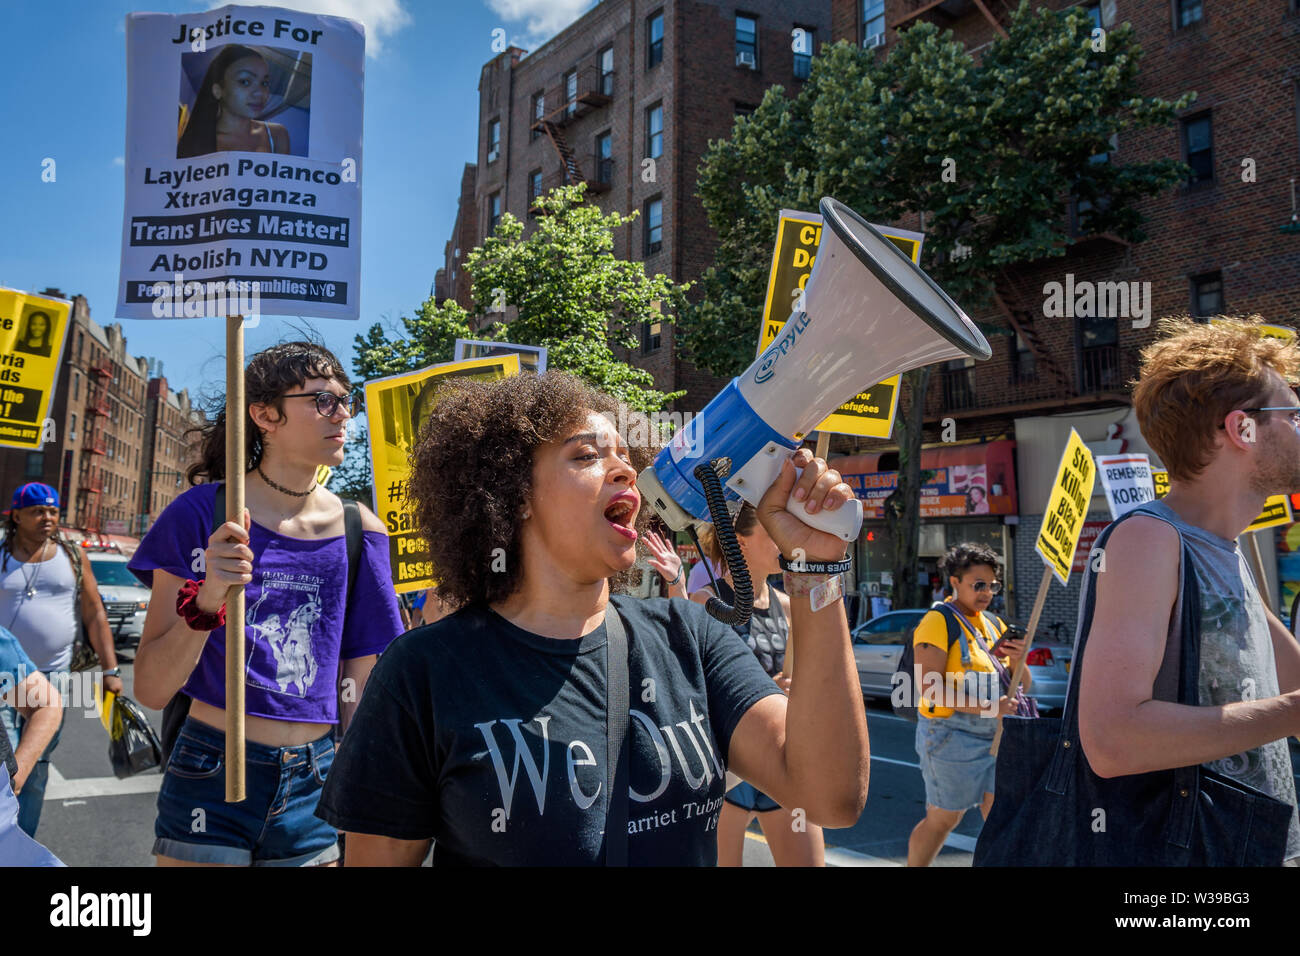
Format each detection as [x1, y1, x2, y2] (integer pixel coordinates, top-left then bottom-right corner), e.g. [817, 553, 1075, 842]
[724, 780, 782, 814]
[915, 712, 998, 812]
[154, 717, 339, 866]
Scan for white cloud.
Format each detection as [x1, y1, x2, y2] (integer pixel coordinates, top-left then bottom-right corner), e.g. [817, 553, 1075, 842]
[112, 156, 125, 166]
[203, 0, 412, 57]
[484, 0, 599, 48]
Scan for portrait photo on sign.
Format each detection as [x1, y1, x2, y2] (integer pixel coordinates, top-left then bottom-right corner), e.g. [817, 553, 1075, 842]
[13, 308, 55, 358]
[177, 44, 312, 159]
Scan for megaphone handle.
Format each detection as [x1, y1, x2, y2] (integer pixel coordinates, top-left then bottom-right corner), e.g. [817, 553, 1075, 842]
[784, 483, 863, 543]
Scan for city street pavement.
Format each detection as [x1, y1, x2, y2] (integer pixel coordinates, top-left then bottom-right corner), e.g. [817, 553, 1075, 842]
[34, 672, 1300, 867]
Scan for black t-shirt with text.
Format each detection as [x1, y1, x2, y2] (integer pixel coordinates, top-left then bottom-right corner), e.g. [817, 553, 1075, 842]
[316, 594, 782, 865]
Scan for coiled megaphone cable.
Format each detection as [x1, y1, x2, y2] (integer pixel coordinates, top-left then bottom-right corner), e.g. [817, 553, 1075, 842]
[691, 459, 753, 627]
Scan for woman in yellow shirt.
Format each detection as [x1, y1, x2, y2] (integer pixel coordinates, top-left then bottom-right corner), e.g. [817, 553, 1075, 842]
[907, 542, 1028, 866]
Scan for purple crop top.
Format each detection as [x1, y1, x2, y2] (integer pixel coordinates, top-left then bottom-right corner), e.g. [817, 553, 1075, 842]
[129, 483, 403, 723]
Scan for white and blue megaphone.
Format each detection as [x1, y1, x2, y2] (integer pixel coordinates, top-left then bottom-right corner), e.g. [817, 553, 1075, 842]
[637, 197, 991, 555]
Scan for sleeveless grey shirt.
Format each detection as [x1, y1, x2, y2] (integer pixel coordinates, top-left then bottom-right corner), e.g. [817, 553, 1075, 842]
[0, 543, 78, 672]
[1078, 500, 1300, 861]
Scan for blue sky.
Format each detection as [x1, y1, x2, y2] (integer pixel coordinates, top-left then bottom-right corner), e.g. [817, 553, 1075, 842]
[0, 0, 598, 404]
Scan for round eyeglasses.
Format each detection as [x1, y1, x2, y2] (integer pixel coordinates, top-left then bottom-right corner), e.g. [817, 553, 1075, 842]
[281, 391, 358, 417]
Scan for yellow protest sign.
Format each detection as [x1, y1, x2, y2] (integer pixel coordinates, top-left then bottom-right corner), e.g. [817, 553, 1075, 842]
[1210, 318, 1295, 342]
[0, 289, 73, 450]
[756, 211, 922, 439]
[1151, 467, 1290, 530]
[366, 355, 521, 593]
[1036, 429, 1097, 585]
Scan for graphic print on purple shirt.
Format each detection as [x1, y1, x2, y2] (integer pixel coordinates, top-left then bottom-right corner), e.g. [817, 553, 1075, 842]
[128, 483, 403, 723]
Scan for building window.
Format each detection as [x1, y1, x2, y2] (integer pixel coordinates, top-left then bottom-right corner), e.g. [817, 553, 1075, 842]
[941, 358, 976, 410]
[1191, 271, 1224, 318]
[528, 169, 543, 204]
[863, 0, 886, 47]
[735, 14, 758, 67]
[644, 197, 663, 254]
[1174, 0, 1203, 28]
[793, 26, 813, 80]
[70, 412, 77, 440]
[565, 70, 578, 117]
[1078, 315, 1119, 392]
[735, 102, 757, 117]
[596, 131, 613, 183]
[72, 372, 78, 400]
[25, 452, 43, 479]
[647, 11, 664, 69]
[600, 46, 614, 96]
[646, 103, 663, 159]
[1181, 112, 1213, 185]
[531, 91, 545, 140]
[1012, 332, 1036, 384]
[488, 192, 502, 232]
[1084, 2, 1102, 29]
[487, 119, 501, 163]
[641, 318, 662, 354]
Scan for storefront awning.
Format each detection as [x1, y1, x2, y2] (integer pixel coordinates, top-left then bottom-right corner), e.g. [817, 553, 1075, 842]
[831, 439, 1018, 519]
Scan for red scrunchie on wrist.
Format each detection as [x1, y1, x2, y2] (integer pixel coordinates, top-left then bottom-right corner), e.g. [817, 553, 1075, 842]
[176, 579, 226, 631]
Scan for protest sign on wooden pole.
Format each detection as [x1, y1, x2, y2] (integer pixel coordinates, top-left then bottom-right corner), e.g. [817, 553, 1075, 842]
[224, 316, 246, 803]
[992, 429, 1095, 756]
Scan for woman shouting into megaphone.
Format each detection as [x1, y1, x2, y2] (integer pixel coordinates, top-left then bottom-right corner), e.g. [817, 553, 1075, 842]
[316, 371, 869, 866]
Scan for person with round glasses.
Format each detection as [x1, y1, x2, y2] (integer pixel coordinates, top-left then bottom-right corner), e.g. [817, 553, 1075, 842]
[128, 342, 403, 867]
[907, 541, 1028, 866]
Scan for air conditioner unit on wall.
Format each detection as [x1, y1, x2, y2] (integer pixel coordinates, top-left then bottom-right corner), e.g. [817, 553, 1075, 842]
[736, 50, 757, 69]
[487, 146, 500, 163]
[865, 33, 886, 49]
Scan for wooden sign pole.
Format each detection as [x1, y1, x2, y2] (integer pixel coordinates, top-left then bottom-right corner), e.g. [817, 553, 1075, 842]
[225, 315, 246, 803]
[991, 563, 1052, 756]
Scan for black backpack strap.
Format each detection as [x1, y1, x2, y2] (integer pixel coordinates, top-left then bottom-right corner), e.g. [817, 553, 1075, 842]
[604, 603, 630, 866]
[0, 718, 17, 784]
[343, 500, 361, 598]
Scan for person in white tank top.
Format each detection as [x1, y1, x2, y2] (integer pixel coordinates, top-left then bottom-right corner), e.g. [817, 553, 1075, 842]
[0, 482, 119, 837]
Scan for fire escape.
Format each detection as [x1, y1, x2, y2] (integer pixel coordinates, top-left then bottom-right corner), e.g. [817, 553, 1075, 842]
[77, 357, 112, 532]
[531, 65, 614, 201]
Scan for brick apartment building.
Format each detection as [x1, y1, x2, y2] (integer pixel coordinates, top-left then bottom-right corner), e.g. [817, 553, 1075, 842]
[438, 0, 834, 409]
[825, 0, 1300, 626]
[0, 291, 204, 540]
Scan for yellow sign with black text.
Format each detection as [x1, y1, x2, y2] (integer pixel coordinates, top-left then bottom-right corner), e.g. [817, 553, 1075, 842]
[756, 210, 923, 440]
[366, 355, 521, 593]
[0, 289, 72, 451]
[1036, 429, 1098, 586]
[1150, 468, 1291, 530]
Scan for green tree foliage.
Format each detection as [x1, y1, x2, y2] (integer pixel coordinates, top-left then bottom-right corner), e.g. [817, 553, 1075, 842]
[352, 183, 690, 413]
[682, 3, 1193, 607]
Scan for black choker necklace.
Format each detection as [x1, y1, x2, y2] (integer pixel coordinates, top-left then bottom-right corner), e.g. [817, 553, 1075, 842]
[258, 465, 316, 497]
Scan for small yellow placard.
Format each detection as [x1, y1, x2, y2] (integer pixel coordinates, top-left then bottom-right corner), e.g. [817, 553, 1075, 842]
[1035, 429, 1098, 586]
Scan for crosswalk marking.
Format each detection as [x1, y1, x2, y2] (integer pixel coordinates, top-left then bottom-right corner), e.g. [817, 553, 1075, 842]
[46, 765, 164, 800]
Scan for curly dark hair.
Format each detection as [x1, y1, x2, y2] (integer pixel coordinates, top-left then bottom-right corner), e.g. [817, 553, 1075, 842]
[407, 371, 659, 608]
[187, 341, 351, 483]
[940, 541, 1001, 582]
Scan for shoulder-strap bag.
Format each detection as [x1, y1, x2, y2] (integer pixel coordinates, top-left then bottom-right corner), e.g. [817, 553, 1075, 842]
[938, 604, 1038, 719]
[603, 604, 630, 866]
[973, 510, 1293, 866]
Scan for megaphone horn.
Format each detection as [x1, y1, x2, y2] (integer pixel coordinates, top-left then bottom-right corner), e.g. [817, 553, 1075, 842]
[638, 197, 992, 547]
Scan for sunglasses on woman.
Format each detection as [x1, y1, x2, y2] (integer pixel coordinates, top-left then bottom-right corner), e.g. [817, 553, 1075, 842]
[970, 581, 1002, 594]
[281, 391, 359, 417]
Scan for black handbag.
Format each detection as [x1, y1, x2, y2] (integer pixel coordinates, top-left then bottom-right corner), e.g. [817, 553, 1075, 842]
[107, 694, 164, 779]
[974, 511, 1294, 866]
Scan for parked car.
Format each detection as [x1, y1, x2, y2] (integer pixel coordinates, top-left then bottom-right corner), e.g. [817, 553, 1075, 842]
[87, 551, 149, 650]
[852, 609, 1073, 712]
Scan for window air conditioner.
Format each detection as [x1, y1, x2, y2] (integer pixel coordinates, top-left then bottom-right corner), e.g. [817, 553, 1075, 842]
[736, 50, 757, 69]
[865, 33, 886, 49]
